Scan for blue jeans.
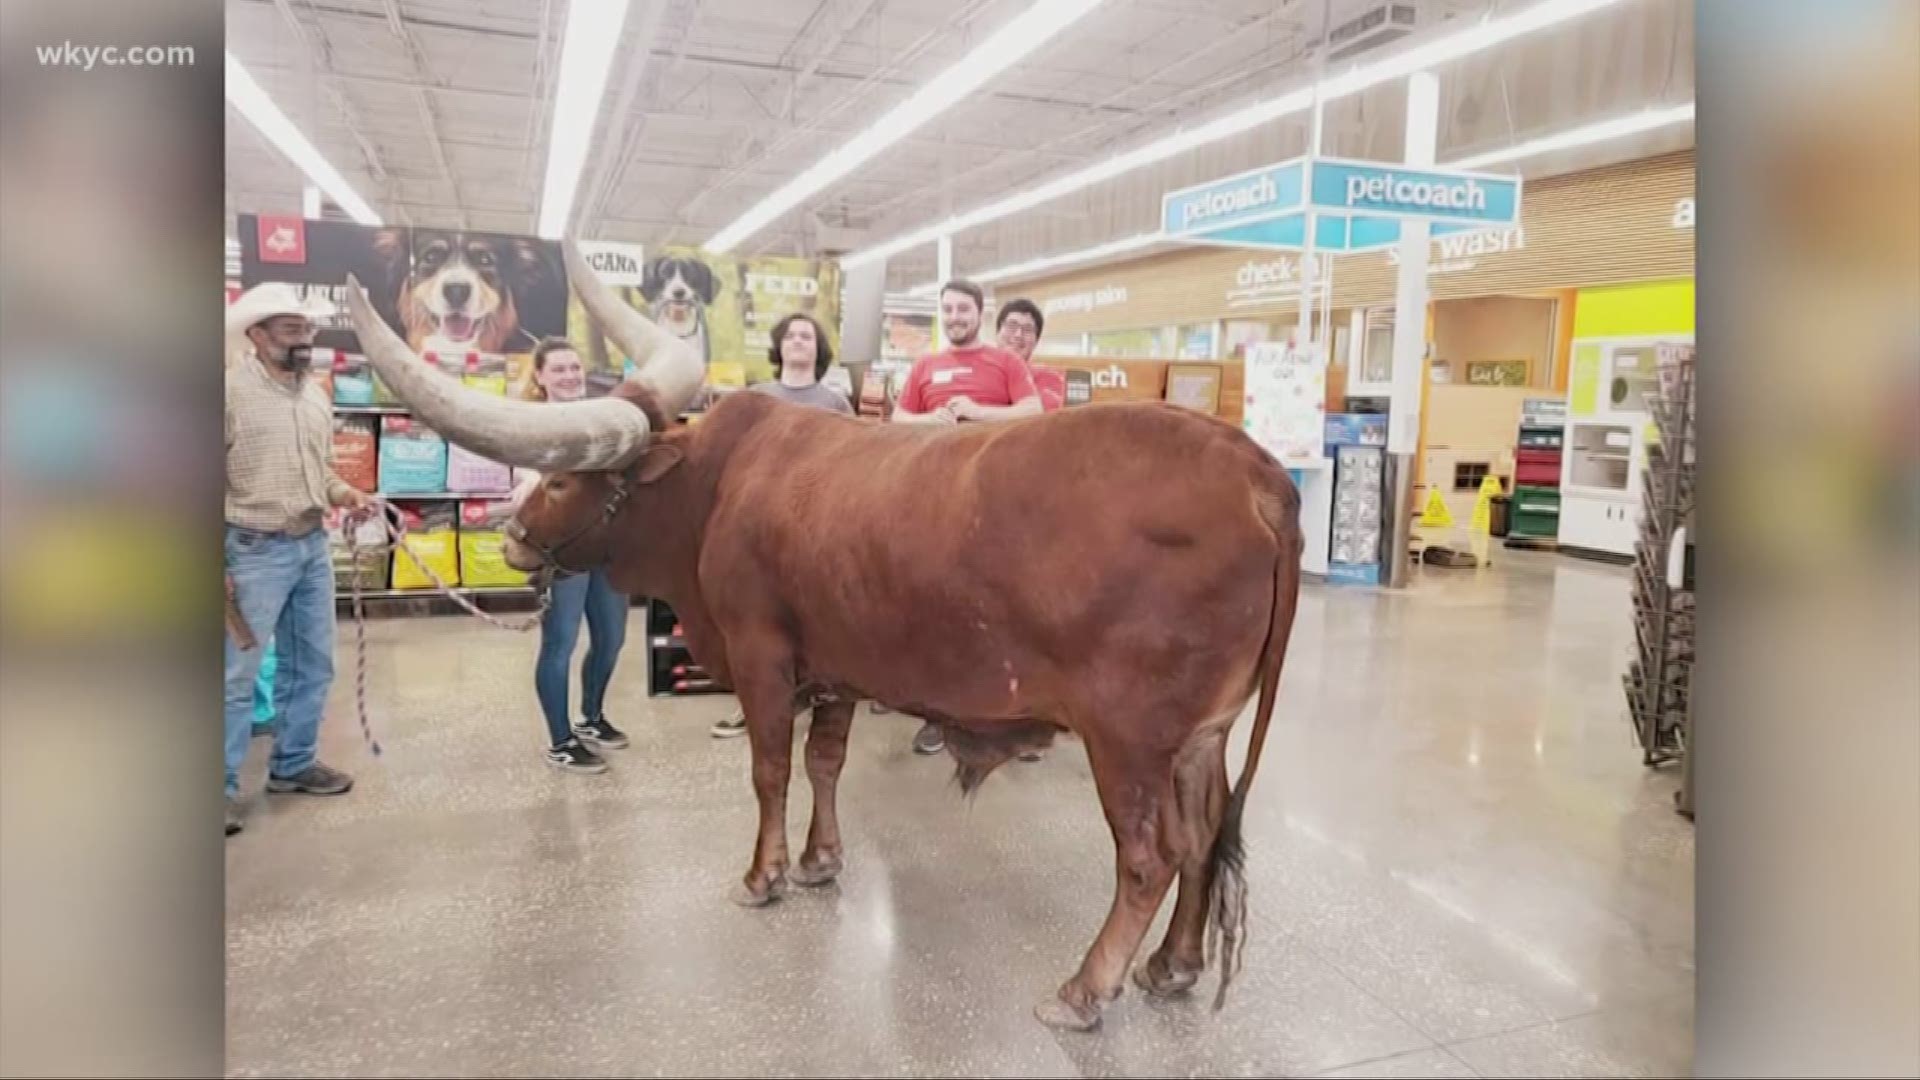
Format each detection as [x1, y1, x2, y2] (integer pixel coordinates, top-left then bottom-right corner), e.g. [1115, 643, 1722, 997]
[535, 568, 629, 747]
[224, 525, 336, 797]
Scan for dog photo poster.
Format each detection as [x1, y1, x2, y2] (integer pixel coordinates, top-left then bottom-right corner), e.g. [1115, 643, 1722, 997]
[237, 218, 570, 366]
[569, 246, 741, 391]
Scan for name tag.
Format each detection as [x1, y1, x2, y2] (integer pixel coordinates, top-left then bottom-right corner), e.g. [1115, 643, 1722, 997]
[931, 367, 971, 386]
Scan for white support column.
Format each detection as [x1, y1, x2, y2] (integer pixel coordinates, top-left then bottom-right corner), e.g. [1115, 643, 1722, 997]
[934, 233, 954, 350]
[1385, 70, 1440, 588]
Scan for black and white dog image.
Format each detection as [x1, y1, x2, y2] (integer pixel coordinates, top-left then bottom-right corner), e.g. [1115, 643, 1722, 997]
[639, 254, 720, 366]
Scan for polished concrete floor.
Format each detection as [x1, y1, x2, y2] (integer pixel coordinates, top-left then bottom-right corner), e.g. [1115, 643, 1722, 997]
[226, 550, 1693, 1078]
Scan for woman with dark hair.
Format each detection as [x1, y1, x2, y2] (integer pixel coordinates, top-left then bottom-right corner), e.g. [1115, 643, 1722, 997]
[709, 313, 852, 739]
[510, 336, 633, 772]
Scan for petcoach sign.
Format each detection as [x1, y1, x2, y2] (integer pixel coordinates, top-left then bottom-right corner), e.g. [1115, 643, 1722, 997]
[1162, 154, 1522, 253]
[1162, 162, 1305, 237]
[1309, 158, 1521, 227]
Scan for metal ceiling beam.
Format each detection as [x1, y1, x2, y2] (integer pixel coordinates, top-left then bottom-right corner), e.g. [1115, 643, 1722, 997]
[853, 8, 1303, 227]
[774, 0, 887, 122]
[267, 0, 391, 192]
[576, 0, 701, 236]
[377, 0, 467, 229]
[520, 0, 558, 230]
[659, 0, 998, 247]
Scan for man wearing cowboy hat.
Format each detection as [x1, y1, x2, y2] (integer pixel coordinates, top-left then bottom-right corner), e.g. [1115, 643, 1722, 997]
[224, 283, 370, 836]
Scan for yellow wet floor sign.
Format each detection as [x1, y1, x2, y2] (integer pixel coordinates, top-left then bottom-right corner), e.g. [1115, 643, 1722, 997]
[1420, 488, 1454, 529]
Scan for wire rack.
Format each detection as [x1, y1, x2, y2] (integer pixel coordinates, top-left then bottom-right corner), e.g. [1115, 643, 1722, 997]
[1625, 343, 1695, 803]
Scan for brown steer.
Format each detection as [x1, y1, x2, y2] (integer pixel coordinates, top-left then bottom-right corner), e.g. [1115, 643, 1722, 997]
[342, 241, 1303, 1032]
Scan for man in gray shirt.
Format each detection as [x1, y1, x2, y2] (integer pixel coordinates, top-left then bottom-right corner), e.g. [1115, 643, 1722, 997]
[747, 312, 853, 415]
[711, 313, 851, 739]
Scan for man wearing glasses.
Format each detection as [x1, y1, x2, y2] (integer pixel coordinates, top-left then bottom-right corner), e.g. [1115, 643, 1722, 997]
[994, 298, 1064, 413]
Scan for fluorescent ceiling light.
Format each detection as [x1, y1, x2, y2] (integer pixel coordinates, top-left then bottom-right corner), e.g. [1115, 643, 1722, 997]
[224, 52, 381, 226]
[702, 0, 1113, 255]
[932, 99, 1694, 290]
[843, 0, 1630, 268]
[537, 0, 633, 240]
[1448, 101, 1695, 169]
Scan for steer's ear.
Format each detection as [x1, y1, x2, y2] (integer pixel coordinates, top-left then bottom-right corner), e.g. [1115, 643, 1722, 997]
[633, 443, 684, 485]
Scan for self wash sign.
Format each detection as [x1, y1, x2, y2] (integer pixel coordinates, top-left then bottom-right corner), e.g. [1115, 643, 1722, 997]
[1310, 158, 1520, 226]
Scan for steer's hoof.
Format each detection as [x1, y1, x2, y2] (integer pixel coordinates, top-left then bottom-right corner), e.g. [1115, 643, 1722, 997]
[1132, 958, 1200, 998]
[1033, 995, 1103, 1032]
[789, 856, 843, 887]
[730, 876, 786, 908]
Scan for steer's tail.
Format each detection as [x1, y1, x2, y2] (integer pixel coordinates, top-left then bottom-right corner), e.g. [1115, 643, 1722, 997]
[1206, 494, 1303, 1011]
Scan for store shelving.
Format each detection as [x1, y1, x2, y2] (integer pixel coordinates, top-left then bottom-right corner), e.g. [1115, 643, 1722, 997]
[1622, 342, 1695, 814]
[1507, 396, 1567, 548]
[646, 599, 725, 697]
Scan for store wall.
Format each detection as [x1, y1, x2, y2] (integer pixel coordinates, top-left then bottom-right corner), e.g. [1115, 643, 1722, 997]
[1431, 296, 1557, 387]
[1572, 278, 1696, 338]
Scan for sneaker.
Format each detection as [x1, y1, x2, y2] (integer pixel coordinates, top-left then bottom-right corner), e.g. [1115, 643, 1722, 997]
[913, 722, 945, 755]
[711, 711, 748, 739]
[574, 714, 629, 749]
[266, 762, 354, 796]
[226, 798, 244, 837]
[546, 738, 608, 774]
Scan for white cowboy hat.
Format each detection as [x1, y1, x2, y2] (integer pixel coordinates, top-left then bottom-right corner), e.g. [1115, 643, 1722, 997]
[225, 282, 336, 339]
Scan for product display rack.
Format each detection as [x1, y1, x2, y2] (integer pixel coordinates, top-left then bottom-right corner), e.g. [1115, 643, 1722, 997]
[646, 598, 725, 697]
[1621, 343, 1695, 807]
[1506, 397, 1567, 548]
[329, 391, 541, 604]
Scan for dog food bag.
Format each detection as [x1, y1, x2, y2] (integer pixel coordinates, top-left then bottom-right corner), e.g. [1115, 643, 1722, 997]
[458, 500, 529, 588]
[377, 415, 448, 495]
[446, 443, 512, 494]
[390, 501, 460, 590]
[462, 353, 509, 397]
[331, 414, 379, 493]
[326, 507, 388, 592]
[331, 350, 377, 406]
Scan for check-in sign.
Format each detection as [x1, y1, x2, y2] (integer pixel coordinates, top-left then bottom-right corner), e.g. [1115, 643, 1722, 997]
[1308, 158, 1521, 227]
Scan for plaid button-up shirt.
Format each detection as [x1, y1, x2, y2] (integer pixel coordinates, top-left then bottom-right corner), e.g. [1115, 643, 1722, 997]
[225, 353, 355, 534]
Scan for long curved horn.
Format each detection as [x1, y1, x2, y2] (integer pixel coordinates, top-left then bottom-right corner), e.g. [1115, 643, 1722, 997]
[563, 237, 706, 418]
[341, 274, 651, 473]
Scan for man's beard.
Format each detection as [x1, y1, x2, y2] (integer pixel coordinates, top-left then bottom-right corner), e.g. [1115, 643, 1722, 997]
[262, 343, 312, 373]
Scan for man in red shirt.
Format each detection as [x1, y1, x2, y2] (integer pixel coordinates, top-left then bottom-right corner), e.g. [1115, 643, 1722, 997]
[889, 280, 1041, 756]
[891, 279, 1043, 427]
[993, 297, 1064, 412]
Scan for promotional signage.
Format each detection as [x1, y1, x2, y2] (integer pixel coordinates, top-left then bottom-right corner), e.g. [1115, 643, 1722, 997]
[1160, 162, 1304, 236]
[1308, 158, 1521, 227]
[1041, 285, 1130, 317]
[1162, 154, 1523, 254]
[1226, 253, 1333, 309]
[575, 240, 647, 288]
